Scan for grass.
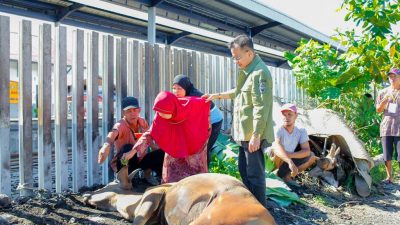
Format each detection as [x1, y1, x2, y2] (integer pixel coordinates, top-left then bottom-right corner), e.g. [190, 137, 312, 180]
[312, 195, 331, 207]
[370, 161, 400, 184]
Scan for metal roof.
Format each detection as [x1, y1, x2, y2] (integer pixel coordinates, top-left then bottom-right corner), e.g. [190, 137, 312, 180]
[0, 0, 341, 67]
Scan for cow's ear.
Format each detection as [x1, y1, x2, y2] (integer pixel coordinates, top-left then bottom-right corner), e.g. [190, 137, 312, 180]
[133, 184, 172, 225]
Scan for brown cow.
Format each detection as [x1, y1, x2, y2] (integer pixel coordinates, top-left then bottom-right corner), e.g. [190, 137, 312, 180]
[84, 167, 276, 225]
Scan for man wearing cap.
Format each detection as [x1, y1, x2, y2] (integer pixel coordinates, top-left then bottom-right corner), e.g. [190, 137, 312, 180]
[98, 96, 164, 186]
[376, 68, 400, 184]
[267, 103, 317, 184]
[203, 34, 273, 207]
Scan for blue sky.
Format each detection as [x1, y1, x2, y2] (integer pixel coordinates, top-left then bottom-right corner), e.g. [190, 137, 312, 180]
[259, 0, 400, 36]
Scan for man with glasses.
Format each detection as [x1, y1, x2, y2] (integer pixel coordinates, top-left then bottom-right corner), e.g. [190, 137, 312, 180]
[203, 34, 273, 207]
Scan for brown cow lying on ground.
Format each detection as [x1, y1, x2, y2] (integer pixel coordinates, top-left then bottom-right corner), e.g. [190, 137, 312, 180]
[84, 166, 276, 225]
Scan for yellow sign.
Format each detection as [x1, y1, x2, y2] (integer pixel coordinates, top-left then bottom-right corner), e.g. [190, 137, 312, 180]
[10, 81, 18, 104]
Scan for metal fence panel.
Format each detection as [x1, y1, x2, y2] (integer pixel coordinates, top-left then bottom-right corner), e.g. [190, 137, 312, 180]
[0, 16, 11, 196]
[18, 20, 33, 197]
[71, 29, 85, 192]
[54, 26, 68, 193]
[86, 31, 100, 186]
[37, 23, 52, 190]
[102, 35, 114, 184]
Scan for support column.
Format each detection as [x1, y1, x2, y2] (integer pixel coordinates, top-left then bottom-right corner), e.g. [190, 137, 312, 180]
[147, 7, 156, 45]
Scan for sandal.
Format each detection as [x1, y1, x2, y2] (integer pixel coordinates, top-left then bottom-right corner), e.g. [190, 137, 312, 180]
[382, 178, 393, 184]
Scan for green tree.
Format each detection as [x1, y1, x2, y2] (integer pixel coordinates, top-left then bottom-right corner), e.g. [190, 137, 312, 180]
[285, 0, 400, 156]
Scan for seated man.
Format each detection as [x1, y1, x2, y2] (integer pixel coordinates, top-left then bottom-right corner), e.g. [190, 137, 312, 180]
[267, 103, 317, 183]
[98, 96, 164, 186]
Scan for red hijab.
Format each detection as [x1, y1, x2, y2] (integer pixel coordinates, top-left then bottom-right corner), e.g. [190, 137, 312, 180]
[150, 91, 210, 158]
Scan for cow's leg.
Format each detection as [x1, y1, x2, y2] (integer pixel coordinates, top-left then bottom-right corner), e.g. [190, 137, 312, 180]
[133, 184, 172, 225]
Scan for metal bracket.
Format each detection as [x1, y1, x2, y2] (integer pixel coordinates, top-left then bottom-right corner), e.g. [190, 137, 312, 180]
[250, 21, 281, 37]
[166, 31, 191, 45]
[56, 3, 84, 25]
[276, 60, 287, 68]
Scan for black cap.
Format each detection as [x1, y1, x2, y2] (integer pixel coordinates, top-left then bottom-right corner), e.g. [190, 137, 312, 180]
[122, 97, 140, 111]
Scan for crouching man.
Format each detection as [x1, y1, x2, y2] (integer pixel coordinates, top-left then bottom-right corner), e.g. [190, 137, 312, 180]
[267, 103, 317, 183]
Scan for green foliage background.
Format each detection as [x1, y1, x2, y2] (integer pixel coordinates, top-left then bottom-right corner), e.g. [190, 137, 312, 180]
[285, 0, 400, 159]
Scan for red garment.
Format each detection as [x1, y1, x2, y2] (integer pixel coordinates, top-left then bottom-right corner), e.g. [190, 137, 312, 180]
[150, 91, 210, 158]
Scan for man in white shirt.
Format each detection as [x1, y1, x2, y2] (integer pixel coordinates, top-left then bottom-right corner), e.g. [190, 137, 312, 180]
[268, 103, 318, 182]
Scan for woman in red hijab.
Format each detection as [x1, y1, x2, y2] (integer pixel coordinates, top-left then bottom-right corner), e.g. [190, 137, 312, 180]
[122, 91, 210, 183]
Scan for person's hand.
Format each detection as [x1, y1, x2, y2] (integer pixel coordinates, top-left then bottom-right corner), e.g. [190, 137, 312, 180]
[249, 134, 261, 152]
[98, 143, 110, 164]
[381, 95, 390, 104]
[122, 150, 137, 161]
[201, 93, 218, 103]
[288, 160, 299, 177]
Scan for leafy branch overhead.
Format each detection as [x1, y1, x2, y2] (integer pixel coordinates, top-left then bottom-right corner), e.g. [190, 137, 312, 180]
[285, 0, 400, 101]
[284, 0, 399, 157]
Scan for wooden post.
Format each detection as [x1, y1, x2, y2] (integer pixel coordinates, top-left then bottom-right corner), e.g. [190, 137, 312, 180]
[115, 39, 122, 120]
[144, 42, 152, 122]
[120, 38, 128, 100]
[154, 44, 160, 97]
[86, 31, 100, 186]
[54, 26, 68, 193]
[37, 23, 52, 190]
[0, 16, 11, 196]
[129, 40, 140, 98]
[102, 35, 114, 184]
[18, 20, 33, 197]
[71, 29, 85, 192]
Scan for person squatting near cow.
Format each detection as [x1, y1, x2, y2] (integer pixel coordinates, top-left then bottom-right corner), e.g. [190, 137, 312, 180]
[122, 91, 211, 183]
[266, 103, 318, 185]
[172, 74, 224, 166]
[98, 96, 164, 186]
[203, 34, 274, 207]
[376, 67, 400, 184]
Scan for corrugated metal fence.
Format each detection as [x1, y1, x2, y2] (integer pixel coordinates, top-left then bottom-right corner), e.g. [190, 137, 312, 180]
[0, 16, 305, 196]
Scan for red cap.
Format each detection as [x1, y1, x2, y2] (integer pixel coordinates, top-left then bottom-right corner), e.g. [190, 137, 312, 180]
[281, 103, 297, 113]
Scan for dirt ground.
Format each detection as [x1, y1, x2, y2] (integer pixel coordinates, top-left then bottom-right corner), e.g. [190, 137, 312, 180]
[0, 176, 399, 225]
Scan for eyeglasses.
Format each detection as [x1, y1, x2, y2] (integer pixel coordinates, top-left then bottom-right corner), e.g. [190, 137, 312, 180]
[231, 50, 249, 61]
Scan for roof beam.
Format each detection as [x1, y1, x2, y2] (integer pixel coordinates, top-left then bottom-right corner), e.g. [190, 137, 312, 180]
[56, 3, 84, 24]
[68, 0, 284, 57]
[250, 21, 281, 37]
[166, 31, 191, 45]
[227, 0, 343, 50]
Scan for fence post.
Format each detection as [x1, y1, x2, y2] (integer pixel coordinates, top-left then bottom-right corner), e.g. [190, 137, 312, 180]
[115, 39, 122, 120]
[38, 23, 52, 190]
[72, 29, 85, 192]
[0, 16, 11, 196]
[120, 38, 128, 100]
[54, 26, 68, 193]
[18, 20, 33, 197]
[86, 31, 100, 186]
[102, 35, 114, 184]
[144, 42, 153, 122]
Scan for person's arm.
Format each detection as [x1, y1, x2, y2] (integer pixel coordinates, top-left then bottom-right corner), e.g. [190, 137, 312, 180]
[376, 93, 389, 113]
[202, 88, 236, 102]
[122, 131, 152, 161]
[249, 70, 272, 152]
[98, 129, 119, 164]
[273, 138, 298, 176]
[287, 141, 311, 159]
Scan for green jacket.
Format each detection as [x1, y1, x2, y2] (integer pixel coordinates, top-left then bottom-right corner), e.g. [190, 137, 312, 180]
[228, 55, 274, 143]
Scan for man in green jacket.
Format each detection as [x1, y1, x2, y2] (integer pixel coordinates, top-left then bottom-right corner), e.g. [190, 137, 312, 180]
[203, 34, 274, 207]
